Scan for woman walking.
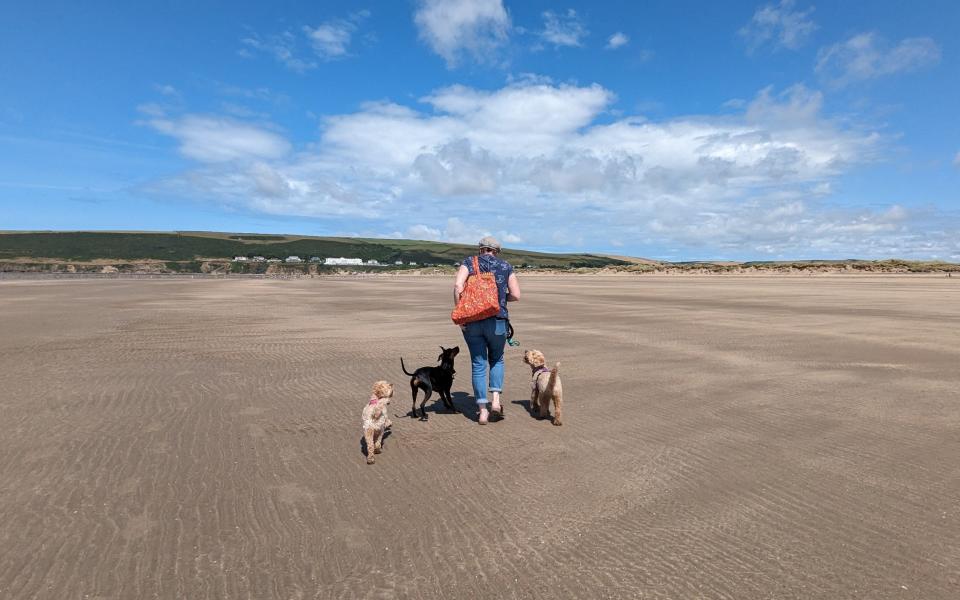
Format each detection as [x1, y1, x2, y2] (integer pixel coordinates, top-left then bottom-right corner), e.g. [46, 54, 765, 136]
[453, 236, 521, 425]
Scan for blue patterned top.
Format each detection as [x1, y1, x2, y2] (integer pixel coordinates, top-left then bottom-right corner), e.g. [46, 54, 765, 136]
[462, 254, 514, 318]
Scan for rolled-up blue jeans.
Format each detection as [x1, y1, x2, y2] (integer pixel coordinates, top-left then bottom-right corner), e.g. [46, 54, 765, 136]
[462, 317, 507, 405]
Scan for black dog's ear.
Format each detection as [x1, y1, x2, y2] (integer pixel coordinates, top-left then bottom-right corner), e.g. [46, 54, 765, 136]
[450, 346, 460, 356]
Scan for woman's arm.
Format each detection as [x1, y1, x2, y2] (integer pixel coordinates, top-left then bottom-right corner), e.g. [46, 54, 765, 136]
[506, 273, 521, 302]
[453, 264, 469, 306]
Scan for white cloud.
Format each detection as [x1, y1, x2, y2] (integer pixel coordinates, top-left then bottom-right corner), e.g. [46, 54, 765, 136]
[540, 9, 588, 48]
[740, 0, 816, 52]
[241, 31, 317, 72]
[606, 32, 629, 50]
[647, 197, 917, 257]
[154, 84, 180, 97]
[816, 33, 941, 86]
[420, 83, 613, 150]
[242, 12, 369, 71]
[220, 102, 270, 119]
[414, 0, 510, 67]
[137, 103, 167, 118]
[147, 116, 290, 163]
[406, 223, 443, 240]
[413, 139, 499, 195]
[406, 217, 522, 245]
[248, 162, 293, 198]
[144, 80, 960, 259]
[305, 23, 353, 59]
[304, 10, 370, 60]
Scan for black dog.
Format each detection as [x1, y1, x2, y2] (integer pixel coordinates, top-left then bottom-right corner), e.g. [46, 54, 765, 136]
[401, 346, 459, 420]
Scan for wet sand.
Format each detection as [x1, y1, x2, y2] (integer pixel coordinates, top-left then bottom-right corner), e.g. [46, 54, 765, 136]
[0, 276, 958, 599]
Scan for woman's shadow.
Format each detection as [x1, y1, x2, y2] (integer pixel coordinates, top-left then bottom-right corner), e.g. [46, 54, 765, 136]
[402, 392, 468, 421]
[452, 391, 508, 423]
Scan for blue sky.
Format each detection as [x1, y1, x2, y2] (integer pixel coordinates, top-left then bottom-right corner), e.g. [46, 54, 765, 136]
[1, 0, 958, 260]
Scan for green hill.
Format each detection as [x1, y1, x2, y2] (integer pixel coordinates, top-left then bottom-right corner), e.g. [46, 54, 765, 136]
[0, 231, 625, 269]
[3, 232, 956, 275]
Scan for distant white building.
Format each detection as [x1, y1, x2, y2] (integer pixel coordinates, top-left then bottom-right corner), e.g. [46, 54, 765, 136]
[267, 258, 281, 263]
[325, 257, 364, 265]
[408, 261, 417, 266]
[395, 260, 404, 265]
[233, 256, 249, 262]
[365, 259, 380, 266]
[309, 257, 323, 263]
[285, 256, 303, 263]
[252, 256, 266, 262]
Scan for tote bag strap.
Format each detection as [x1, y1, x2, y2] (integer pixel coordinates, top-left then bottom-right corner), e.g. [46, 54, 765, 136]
[472, 255, 481, 276]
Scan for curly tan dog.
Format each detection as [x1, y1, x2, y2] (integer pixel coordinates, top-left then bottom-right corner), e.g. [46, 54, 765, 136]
[361, 381, 394, 464]
[523, 350, 563, 426]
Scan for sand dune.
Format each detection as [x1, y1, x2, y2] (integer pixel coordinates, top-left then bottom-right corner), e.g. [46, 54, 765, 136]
[1, 276, 958, 599]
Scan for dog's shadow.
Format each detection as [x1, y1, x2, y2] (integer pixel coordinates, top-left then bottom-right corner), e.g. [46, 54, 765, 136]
[397, 392, 512, 423]
[511, 399, 543, 420]
[359, 428, 392, 457]
[400, 391, 475, 421]
[405, 391, 506, 423]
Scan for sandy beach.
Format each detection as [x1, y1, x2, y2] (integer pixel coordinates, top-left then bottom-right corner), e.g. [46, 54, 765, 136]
[0, 275, 958, 599]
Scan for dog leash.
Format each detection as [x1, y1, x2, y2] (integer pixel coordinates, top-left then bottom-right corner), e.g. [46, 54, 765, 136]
[506, 319, 519, 346]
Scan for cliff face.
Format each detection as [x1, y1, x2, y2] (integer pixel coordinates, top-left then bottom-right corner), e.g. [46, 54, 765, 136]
[0, 261, 224, 274]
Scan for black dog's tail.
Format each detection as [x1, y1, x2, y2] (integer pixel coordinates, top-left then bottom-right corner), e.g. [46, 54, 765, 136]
[400, 357, 416, 376]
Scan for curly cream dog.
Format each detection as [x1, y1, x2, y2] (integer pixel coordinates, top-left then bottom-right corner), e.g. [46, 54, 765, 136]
[361, 381, 394, 464]
[523, 350, 563, 426]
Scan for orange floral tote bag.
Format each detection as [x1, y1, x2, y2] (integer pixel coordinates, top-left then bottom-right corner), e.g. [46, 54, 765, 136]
[451, 256, 500, 325]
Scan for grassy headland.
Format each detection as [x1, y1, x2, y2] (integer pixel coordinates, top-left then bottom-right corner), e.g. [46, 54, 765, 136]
[1, 231, 957, 275]
[0, 231, 624, 274]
